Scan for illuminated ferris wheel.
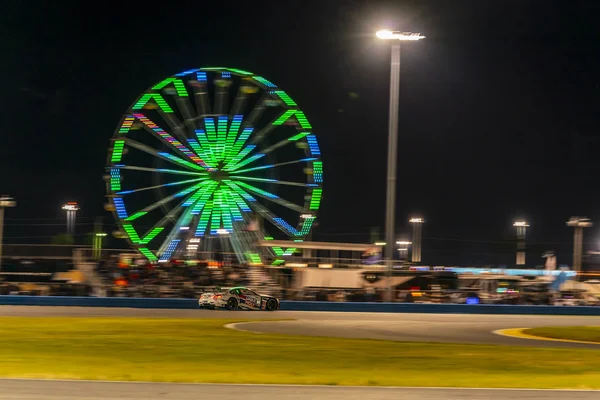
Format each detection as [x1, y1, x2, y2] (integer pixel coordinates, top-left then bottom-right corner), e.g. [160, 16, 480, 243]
[105, 67, 324, 264]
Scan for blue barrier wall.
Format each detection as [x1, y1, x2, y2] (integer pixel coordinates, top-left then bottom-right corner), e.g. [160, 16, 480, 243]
[1, 296, 600, 315]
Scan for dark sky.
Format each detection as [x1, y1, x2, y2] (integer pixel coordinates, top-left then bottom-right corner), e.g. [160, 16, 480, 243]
[1, 0, 600, 266]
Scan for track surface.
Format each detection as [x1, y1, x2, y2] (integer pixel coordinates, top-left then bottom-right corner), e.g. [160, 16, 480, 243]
[1, 305, 599, 348]
[1, 306, 600, 398]
[1, 380, 599, 400]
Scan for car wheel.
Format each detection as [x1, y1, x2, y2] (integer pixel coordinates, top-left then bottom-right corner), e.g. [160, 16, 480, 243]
[266, 298, 278, 311]
[227, 297, 238, 310]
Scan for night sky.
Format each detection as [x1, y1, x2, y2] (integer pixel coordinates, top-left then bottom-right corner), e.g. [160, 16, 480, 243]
[2, 0, 600, 266]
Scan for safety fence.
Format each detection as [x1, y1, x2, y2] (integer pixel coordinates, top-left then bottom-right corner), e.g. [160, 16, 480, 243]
[1, 296, 600, 315]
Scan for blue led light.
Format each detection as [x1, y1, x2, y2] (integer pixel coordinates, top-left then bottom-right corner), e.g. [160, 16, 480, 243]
[159, 239, 181, 262]
[113, 197, 128, 219]
[300, 158, 318, 162]
[306, 135, 321, 156]
[197, 71, 207, 82]
[274, 217, 299, 235]
[175, 68, 200, 76]
[222, 71, 231, 78]
[116, 190, 135, 195]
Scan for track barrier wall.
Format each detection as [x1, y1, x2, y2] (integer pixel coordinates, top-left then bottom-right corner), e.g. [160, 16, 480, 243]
[1, 296, 600, 315]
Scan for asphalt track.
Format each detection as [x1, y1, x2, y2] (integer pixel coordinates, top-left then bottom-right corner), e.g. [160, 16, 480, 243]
[1, 380, 600, 400]
[1, 305, 599, 348]
[1, 306, 600, 399]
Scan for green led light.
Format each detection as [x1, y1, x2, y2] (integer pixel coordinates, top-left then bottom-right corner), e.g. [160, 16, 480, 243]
[201, 67, 226, 71]
[123, 224, 164, 245]
[253, 76, 276, 87]
[139, 227, 164, 245]
[264, 236, 274, 240]
[217, 117, 228, 161]
[111, 140, 125, 163]
[309, 189, 322, 210]
[194, 131, 218, 166]
[110, 169, 121, 191]
[196, 200, 213, 236]
[223, 145, 255, 170]
[273, 109, 312, 129]
[224, 116, 242, 160]
[235, 181, 278, 199]
[205, 118, 217, 141]
[247, 253, 262, 263]
[123, 224, 141, 243]
[227, 68, 253, 75]
[299, 217, 315, 235]
[227, 128, 253, 164]
[125, 211, 147, 221]
[273, 90, 297, 106]
[159, 152, 205, 171]
[151, 77, 189, 97]
[288, 132, 310, 141]
[272, 259, 285, 265]
[138, 248, 158, 262]
[227, 154, 263, 171]
[132, 93, 174, 113]
[273, 247, 284, 256]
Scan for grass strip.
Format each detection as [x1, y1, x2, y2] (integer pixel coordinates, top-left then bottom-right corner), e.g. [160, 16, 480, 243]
[523, 326, 600, 343]
[0, 317, 599, 388]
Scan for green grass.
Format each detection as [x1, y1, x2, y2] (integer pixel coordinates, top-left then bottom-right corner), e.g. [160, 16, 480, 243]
[1, 317, 600, 388]
[524, 326, 600, 343]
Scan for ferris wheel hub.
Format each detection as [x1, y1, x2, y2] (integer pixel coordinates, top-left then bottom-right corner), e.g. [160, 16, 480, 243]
[209, 168, 229, 182]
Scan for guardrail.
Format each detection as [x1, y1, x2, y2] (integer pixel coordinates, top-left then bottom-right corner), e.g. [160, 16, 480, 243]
[1, 296, 600, 315]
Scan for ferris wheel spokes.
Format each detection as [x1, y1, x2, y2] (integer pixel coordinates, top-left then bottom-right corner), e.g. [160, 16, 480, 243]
[108, 67, 324, 263]
[228, 175, 312, 188]
[231, 87, 250, 116]
[241, 92, 269, 129]
[214, 80, 231, 115]
[115, 177, 208, 196]
[122, 138, 206, 172]
[223, 180, 307, 214]
[126, 182, 206, 217]
[233, 157, 317, 174]
[116, 165, 205, 176]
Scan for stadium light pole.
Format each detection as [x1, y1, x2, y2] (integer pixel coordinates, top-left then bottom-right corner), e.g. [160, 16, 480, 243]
[513, 221, 529, 266]
[62, 202, 80, 236]
[0, 196, 16, 272]
[376, 29, 425, 302]
[566, 217, 593, 272]
[409, 217, 425, 263]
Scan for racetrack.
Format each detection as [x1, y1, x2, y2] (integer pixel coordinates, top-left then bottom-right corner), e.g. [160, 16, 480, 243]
[1, 305, 600, 398]
[1, 379, 600, 400]
[1, 305, 599, 348]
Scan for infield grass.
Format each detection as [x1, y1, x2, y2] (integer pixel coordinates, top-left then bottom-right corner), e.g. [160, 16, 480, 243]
[524, 326, 600, 343]
[0, 317, 600, 389]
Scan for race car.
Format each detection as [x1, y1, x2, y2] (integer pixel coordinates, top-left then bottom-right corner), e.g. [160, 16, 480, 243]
[198, 286, 280, 311]
[198, 288, 221, 309]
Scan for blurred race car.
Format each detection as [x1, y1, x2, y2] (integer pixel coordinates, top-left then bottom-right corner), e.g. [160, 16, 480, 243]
[198, 288, 221, 309]
[198, 286, 280, 311]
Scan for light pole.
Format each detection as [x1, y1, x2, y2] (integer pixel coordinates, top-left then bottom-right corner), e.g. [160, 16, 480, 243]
[396, 240, 412, 262]
[0, 196, 16, 271]
[62, 202, 80, 236]
[93, 233, 107, 260]
[513, 221, 529, 266]
[376, 29, 425, 302]
[566, 217, 592, 272]
[409, 217, 425, 263]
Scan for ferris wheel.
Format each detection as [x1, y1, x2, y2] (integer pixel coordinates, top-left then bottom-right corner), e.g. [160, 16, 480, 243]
[105, 67, 324, 265]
